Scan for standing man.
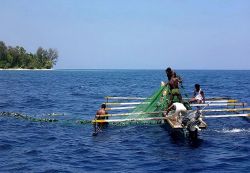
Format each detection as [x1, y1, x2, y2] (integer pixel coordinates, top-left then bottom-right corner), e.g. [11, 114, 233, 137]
[169, 72, 183, 104]
[161, 67, 174, 87]
[164, 67, 183, 112]
[165, 67, 174, 82]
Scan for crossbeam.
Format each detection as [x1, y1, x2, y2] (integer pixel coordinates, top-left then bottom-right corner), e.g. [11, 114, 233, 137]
[198, 97, 231, 101]
[98, 111, 164, 117]
[105, 106, 135, 110]
[204, 114, 250, 118]
[104, 100, 238, 107]
[105, 96, 147, 100]
[99, 107, 250, 117]
[105, 96, 231, 101]
[183, 97, 231, 101]
[104, 102, 148, 106]
[205, 100, 237, 103]
[191, 103, 247, 107]
[93, 113, 250, 123]
[92, 117, 168, 123]
[105, 103, 247, 111]
[202, 108, 250, 112]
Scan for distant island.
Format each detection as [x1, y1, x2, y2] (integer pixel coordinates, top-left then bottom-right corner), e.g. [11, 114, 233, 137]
[0, 41, 58, 69]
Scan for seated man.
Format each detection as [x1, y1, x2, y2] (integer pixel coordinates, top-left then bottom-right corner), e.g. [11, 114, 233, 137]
[165, 102, 187, 122]
[189, 84, 205, 104]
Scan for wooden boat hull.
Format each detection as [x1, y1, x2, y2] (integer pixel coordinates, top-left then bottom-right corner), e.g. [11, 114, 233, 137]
[161, 118, 207, 139]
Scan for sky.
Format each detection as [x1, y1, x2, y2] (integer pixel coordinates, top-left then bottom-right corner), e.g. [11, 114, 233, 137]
[0, 0, 249, 70]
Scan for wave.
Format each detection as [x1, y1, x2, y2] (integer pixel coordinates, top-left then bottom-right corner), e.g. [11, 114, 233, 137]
[215, 128, 250, 133]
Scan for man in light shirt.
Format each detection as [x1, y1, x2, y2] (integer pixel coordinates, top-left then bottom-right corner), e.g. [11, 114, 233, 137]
[165, 102, 187, 122]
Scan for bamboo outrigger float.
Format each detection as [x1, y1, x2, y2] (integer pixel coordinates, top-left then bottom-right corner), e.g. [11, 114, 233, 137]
[92, 83, 250, 139]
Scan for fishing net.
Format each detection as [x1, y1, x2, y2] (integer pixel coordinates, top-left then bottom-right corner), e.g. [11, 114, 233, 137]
[130, 85, 167, 116]
[94, 82, 191, 126]
[114, 84, 171, 125]
[0, 112, 59, 122]
[113, 83, 191, 125]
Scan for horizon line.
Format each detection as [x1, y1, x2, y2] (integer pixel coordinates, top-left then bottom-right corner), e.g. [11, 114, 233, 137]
[54, 68, 250, 71]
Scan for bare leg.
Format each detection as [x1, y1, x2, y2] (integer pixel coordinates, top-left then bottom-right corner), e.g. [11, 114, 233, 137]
[92, 121, 98, 136]
[197, 100, 202, 104]
[168, 94, 173, 109]
[178, 94, 183, 103]
[189, 98, 196, 103]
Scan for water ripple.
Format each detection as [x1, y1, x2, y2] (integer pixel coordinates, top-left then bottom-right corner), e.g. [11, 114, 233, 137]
[0, 70, 250, 172]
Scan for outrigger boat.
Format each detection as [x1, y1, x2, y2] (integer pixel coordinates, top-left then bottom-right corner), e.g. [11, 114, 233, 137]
[92, 83, 250, 139]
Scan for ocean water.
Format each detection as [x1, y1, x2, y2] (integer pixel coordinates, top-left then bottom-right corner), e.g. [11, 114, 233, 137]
[0, 70, 249, 173]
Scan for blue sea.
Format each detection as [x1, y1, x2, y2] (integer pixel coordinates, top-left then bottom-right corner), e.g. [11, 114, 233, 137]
[0, 70, 249, 173]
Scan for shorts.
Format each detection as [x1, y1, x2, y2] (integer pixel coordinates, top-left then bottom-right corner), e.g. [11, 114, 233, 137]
[171, 88, 180, 95]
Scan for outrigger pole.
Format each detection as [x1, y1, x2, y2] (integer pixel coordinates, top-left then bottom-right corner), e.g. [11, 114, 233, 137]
[105, 103, 247, 111]
[204, 100, 237, 103]
[190, 103, 247, 107]
[96, 111, 165, 117]
[105, 96, 147, 100]
[105, 106, 135, 110]
[97, 107, 250, 117]
[202, 108, 250, 112]
[104, 102, 148, 106]
[204, 114, 250, 118]
[105, 96, 232, 101]
[92, 117, 168, 123]
[92, 113, 250, 123]
[104, 100, 238, 106]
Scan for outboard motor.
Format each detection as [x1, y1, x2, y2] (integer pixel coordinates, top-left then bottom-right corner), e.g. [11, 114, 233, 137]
[182, 111, 202, 139]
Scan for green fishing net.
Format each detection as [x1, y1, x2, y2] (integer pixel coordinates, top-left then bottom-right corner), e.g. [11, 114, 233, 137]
[130, 85, 167, 116]
[96, 82, 191, 126]
[115, 83, 191, 125]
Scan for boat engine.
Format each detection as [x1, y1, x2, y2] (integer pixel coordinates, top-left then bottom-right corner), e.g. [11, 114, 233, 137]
[182, 110, 202, 139]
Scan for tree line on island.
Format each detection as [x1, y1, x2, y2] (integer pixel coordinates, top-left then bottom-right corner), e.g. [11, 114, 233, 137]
[0, 41, 58, 69]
